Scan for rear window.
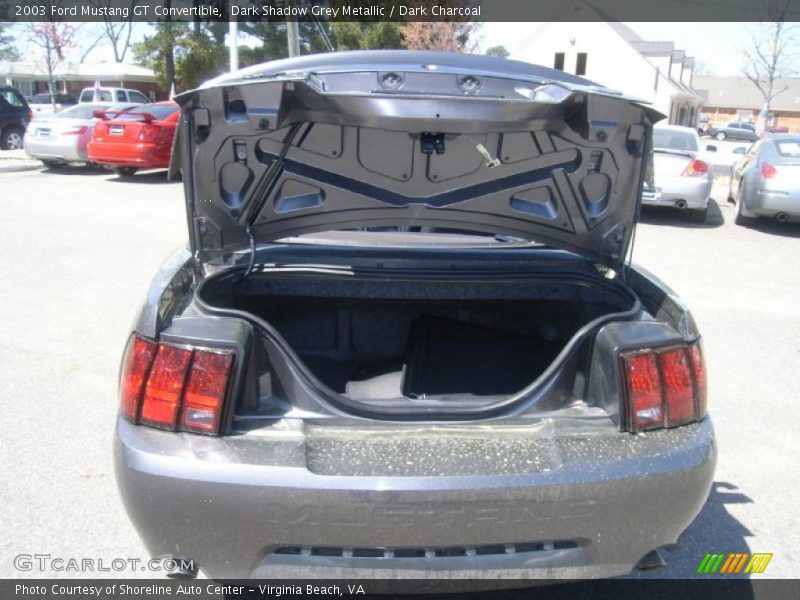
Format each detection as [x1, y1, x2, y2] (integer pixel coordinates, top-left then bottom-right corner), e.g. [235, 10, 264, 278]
[128, 91, 151, 104]
[82, 90, 112, 102]
[57, 104, 105, 119]
[1, 89, 26, 107]
[115, 104, 177, 121]
[58, 103, 140, 119]
[652, 129, 699, 152]
[776, 140, 800, 158]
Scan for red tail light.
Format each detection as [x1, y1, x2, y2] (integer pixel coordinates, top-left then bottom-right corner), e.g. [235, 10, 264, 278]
[140, 344, 192, 429]
[682, 159, 709, 177]
[761, 162, 778, 179]
[180, 350, 234, 433]
[62, 126, 88, 136]
[118, 335, 235, 435]
[138, 124, 160, 142]
[622, 352, 663, 430]
[659, 348, 694, 425]
[621, 340, 707, 432]
[119, 336, 157, 422]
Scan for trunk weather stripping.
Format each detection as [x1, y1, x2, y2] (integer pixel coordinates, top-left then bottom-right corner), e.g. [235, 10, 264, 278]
[195, 266, 642, 421]
[241, 122, 304, 281]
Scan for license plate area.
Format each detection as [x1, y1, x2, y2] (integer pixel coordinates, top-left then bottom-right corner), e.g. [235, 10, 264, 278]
[109, 125, 124, 136]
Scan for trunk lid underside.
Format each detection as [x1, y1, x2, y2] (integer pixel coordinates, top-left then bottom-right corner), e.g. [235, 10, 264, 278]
[175, 51, 662, 270]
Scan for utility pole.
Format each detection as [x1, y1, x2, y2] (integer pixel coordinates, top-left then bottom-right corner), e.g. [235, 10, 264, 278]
[229, 16, 239, 71]
[286, 0, 300, 57]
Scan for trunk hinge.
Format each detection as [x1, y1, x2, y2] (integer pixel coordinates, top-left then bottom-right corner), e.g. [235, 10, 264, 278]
[600, 223, 627, 271]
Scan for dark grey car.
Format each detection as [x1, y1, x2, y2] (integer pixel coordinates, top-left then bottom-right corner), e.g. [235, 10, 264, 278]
[709, 120, 758, 142]
[114, 51, 715, 580]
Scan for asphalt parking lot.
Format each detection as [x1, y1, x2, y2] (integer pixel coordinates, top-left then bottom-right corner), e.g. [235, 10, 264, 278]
[0, 160, 798, 582]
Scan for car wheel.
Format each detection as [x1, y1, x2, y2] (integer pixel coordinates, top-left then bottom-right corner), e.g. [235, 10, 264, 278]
[689, 208, 708, 223]
[112, 167, 138, 178]
[715, 131, 726, 141]
[2, 127, 24, 150]
[734, 187, 755, 226]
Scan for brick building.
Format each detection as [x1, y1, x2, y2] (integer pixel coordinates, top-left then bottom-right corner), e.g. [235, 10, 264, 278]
[1, 60, 161, 101]
[694, 76, 800, 132]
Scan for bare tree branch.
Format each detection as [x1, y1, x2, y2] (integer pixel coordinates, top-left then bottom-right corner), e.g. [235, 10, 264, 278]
[741, 0, 799, 119]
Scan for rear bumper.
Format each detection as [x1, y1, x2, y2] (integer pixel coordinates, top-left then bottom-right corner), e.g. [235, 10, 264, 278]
[114, 417, 716, 580]
[24, 135, 86, 162]
[643, 178, 711, 210]
[87, 141, 169, 168]
[746, 185, 800, 218]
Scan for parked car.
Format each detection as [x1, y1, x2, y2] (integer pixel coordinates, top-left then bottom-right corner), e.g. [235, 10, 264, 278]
[78, 86, 151, 105]
[87, 101, 179, 176]
[729, 134, 800, 225]
[23, 102, 140, 168]
[707, 120, 758, 142]
[644, 124, 713, 222]
[114, 51, 715, 581]
[28, 92, 78, 116]
[0, 86, 32, 150]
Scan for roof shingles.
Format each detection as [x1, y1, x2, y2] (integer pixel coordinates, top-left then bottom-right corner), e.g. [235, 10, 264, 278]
[694, 76, 800, 112]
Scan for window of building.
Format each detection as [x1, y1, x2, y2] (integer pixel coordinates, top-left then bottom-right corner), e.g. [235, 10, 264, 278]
[575, 53, 588, 76]
[553, 53, 565, 71]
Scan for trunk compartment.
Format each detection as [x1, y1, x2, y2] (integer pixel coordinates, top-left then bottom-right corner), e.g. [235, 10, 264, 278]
[198, 268, 639, 410]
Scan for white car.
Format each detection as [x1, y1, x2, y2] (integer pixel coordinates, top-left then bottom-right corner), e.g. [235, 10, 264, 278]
[644, 124, 714, 223]
[23, 102, 140, 167]
[78, 87, 151, 105]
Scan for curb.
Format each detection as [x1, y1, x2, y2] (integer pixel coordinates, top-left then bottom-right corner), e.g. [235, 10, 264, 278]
[0, 152, 43, 173]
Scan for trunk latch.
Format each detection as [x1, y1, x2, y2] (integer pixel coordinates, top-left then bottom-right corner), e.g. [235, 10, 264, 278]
[420, 132, 446, 155]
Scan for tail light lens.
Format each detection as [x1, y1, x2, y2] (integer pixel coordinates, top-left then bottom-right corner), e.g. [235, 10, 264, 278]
[180, 350, 234, 433]
[621, 340, 707, 432]
[62, 126, 88, 136]
[138, 124, 160, 142]
[118, 335, 235, 435]
[119, 336, 157, 421]
[682, 159, 709, 177]
[140, 344, 193, 429]
[761, 162, 778, 179]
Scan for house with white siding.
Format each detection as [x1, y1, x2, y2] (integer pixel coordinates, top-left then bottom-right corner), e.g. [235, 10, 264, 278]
[502, 18, 704, 127]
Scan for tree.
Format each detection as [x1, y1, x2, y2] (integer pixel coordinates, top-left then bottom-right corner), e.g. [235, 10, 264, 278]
[485, 45, 509, 58]
[174, 30, 228, 90]
[0, 23, 20, 61]
[26, 22, 77, 110]
[134, 22, 186, 92]
[742, 1, 799, 121]
[330, 22, 404, 50]
[237, 21, 333, 65]
[402, 22, 478, 52]
[87, 0, 138, 62]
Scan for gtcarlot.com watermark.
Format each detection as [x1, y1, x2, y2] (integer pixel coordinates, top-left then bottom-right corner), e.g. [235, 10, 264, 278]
[14, 554, 195, 575]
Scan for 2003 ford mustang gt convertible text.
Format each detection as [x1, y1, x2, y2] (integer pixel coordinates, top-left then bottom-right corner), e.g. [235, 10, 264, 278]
[114, 51, 715, 580]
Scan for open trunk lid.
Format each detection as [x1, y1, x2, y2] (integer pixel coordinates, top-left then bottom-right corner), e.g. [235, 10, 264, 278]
[173, 50, 662, 270]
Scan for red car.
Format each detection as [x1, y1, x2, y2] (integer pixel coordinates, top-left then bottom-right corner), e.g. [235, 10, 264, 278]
[87, 101, 179, 177]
